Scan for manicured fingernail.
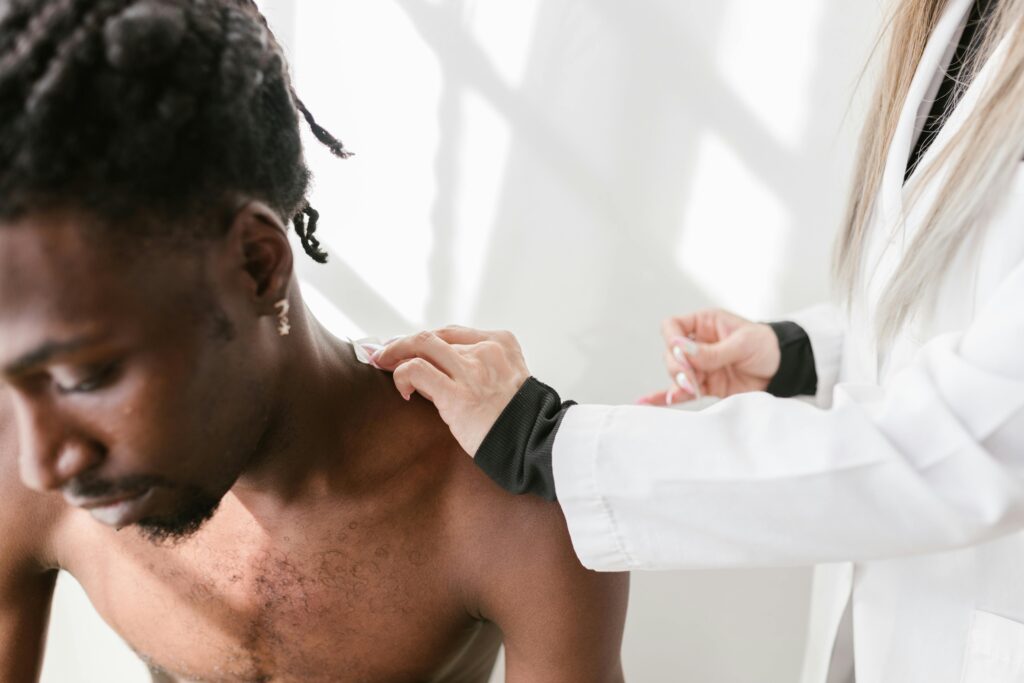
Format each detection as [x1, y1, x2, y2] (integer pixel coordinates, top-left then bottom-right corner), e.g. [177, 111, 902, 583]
[673, 345, 686, 364]
[672, 337, 699, 357]
[675, 372, 695, 396]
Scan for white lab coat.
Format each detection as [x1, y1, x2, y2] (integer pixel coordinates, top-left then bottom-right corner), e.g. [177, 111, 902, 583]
[551, 1, 1024, 681]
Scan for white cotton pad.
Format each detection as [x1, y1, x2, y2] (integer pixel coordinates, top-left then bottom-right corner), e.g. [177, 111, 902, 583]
[348, 336, 404, 367]
[349, 337, 383, 365]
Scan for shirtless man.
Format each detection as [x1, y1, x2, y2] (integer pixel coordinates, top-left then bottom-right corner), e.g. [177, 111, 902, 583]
[0, 1, 628, 681]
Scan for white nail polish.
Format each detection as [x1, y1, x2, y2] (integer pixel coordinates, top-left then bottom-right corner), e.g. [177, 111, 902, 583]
[673, 346, 685, 363]
[682, 339, 699, 356]
[676, 372, 702, 399]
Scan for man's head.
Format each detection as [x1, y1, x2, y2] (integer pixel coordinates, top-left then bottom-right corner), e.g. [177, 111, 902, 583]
[0, 0, 350, 543]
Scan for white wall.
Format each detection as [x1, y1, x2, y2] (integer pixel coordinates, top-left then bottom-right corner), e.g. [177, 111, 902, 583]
[42, 1, 885, 681]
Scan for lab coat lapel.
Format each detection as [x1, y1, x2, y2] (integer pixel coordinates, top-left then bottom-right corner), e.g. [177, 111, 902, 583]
[858, 0, 971, 377]
[872, 5, 1015, 376]
[905, 27, 1016, 196]
[877, 0, 972, 229]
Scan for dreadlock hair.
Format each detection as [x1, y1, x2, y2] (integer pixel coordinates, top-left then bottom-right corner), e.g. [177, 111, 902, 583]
[0, 0, 352, 263]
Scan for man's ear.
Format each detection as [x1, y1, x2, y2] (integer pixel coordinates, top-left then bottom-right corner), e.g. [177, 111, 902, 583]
[222, 200, 294, 304]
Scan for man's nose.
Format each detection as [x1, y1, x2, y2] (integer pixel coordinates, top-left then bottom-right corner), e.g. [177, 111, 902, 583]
[14, 401, 103, 492]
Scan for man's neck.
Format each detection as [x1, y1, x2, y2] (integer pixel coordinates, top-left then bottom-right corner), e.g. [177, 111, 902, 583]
[229, 300, 375, 512]
[226, 299, 445, 523]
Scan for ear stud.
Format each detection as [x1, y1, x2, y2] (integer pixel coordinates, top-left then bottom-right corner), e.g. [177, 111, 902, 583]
[274, 299, 290, 336]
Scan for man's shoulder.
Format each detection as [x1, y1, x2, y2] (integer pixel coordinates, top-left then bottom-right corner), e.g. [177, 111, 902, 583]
[441, 450, 627, 600]
[439, 451, 629, 680]
[442, 449, 571, 553]
[0, 398, 64, 572]
[380, 394, 627, 611]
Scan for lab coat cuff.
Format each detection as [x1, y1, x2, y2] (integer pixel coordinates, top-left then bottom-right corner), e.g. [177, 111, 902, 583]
[766, 321, 818, 397]
[552, 404, 634, 571]
[789, 303, 845, 408]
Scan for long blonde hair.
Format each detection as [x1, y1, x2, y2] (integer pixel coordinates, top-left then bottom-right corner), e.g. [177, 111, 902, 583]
[835, 0, 1024, 341]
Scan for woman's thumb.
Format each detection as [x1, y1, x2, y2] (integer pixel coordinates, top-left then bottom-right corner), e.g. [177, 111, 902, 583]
[680, 335, 745, 372]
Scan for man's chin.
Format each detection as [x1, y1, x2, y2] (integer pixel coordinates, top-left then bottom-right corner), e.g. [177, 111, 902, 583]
[132, 492, 223, 546]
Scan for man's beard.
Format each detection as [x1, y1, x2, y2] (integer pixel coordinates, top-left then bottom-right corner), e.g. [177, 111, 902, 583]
[135, 486, 223, 546]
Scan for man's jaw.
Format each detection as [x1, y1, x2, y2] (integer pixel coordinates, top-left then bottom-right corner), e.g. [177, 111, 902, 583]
[64, 479, 223, 546]
[133, 486, 223, 546]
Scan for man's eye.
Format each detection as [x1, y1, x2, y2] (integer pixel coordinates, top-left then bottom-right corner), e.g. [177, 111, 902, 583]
[55, 363, 119, 395]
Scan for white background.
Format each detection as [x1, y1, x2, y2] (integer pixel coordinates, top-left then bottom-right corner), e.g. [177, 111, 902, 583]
[41, 1, 885, 680]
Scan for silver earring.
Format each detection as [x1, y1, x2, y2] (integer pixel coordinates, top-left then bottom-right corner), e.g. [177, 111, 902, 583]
[274, 299, 291, 336]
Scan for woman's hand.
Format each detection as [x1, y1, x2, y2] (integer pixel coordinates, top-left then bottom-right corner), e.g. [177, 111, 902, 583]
[369, 326, 531, 457]
[638, 309, 781, 405]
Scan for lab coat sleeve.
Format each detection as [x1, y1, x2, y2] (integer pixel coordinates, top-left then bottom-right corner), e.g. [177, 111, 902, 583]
[552, 264, 1024, 572]
[789, 302, 847, 407]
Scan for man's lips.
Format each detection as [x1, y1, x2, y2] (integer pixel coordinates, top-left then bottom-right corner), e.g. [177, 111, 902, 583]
[66, 488, 149, 510]
[66, 487, 157, 527]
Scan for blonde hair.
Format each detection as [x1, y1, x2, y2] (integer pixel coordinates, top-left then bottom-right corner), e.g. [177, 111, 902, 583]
[835, 0, 1024, 341]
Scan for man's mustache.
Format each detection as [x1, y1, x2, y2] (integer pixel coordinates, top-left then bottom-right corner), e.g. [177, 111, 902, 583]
[64, 473, 167, 500]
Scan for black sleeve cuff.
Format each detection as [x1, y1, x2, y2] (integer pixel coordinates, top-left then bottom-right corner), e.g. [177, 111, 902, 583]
[473, 377, 575, 501]
[765, 321, 818, 398]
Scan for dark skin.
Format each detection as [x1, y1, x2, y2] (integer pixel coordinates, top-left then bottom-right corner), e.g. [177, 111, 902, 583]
[0, 205, 628, 683]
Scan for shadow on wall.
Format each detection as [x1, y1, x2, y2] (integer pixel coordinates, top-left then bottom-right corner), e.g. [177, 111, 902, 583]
[294, 0, 882, 404]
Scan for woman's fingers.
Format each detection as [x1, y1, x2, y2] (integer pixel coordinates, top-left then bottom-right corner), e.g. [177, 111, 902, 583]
[636, 389, 668, 405]
[392, 358, 457, 403]
[663, 348, 702, 398]
[667, 386, 694, 404]
[663, 310, 732, 347]
[636, 386, 694, 406]
[433, 325, 492, 345]
[370, 331, 465, 377]
[371, 325, 531, 456]
[680, 332, 747, 373]
[661, 315, 696, 346]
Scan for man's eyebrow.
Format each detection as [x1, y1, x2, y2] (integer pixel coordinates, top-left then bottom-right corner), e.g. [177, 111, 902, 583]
[3, 335, 108, 376]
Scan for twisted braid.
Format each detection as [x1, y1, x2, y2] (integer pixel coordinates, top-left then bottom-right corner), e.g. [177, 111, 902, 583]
[0, 0, 351, 263]
[293, 203, 327, 264]
[227, 0, 352, 261]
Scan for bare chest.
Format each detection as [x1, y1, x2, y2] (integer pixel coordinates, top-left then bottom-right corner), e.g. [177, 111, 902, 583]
[59, 501, 497, 683]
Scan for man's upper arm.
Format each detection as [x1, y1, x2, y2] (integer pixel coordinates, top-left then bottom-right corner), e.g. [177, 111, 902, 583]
[478, 496, 629, 683]
[0, 558, 57, 682]
[0, 404, 60, 682]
